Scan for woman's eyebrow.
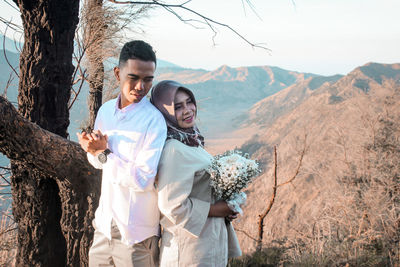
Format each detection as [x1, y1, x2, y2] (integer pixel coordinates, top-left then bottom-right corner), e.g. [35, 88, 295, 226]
[175, 96, 191, 105]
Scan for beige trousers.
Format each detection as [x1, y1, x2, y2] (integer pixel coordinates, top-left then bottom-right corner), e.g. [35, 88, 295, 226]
[89, 221, 159, 267]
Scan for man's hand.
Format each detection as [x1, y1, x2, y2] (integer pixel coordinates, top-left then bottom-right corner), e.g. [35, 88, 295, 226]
[77, 130, 108, 156]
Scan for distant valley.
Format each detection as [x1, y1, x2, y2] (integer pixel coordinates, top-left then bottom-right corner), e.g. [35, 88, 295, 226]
[1, 36, 399, 257]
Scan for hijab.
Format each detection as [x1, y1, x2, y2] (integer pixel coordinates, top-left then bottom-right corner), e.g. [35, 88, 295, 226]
[150, 80, 205, 147]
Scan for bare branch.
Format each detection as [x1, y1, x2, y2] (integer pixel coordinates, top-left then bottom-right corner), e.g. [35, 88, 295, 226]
[3, 0, 19, 12]
[0, 227, 17, 236]
[0, 16, 22, 32]
[256, 145, 277, 251]
[234, 227, 258, 242]
[1, 72, 15, 99]
[277, 133, 307, 188]
[256, 135, 307, 251]
[241, 0, 263, 21]
[0, 96, 101, 183]
[108, 0, 270, 51]
[2, 21, 19, 78]
[0, 174, 11, 185]
[69, 69, 87, 110]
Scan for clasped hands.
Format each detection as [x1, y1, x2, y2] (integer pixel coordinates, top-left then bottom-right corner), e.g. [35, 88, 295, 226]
[77, 130, 108, 156]
[77, 131, 239, 222]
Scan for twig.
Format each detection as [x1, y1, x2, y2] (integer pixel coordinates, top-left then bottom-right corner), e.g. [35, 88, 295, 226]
[256, 134, 308, 251]
[0, 227, 17, 236]
[2, 72, 15, 98]
[69, 69, 87, 110]
[108, 0, 270, 51]
[2, 21, 19, 78]
[277, 134, 307, 188]
[3, 0, 20, 12]
[241, 0, 262, 20]
[0, 16, 22, 32]
[235, 227, 258, 242]
[256, 145, 278, 251]
[0, 166, 11, 170]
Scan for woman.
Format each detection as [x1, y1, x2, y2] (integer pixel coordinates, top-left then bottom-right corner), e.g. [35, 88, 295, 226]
[151, 80, 242, 267]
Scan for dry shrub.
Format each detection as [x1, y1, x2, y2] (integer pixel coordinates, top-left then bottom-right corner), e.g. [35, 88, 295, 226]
[285, 93, 400, 266]
[0, 205, 17, 266]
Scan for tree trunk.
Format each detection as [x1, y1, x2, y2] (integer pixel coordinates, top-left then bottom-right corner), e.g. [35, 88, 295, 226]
[85, 0, 105, 131]
[0, 95, 101, 265]
[9, 1, 99, 266]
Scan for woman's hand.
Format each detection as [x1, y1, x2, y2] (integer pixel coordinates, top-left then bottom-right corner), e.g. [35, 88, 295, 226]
[226, 214, 238, 222]
[208, 200, 238, 218]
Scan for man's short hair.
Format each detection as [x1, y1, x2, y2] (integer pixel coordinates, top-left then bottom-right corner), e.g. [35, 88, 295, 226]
[119, 40, 156, 67]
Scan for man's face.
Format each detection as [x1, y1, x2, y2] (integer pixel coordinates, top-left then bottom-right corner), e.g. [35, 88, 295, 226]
[114, 59, 156, 108]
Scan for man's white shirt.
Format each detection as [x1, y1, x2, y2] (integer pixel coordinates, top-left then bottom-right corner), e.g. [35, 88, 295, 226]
[87, 95, 167, 245]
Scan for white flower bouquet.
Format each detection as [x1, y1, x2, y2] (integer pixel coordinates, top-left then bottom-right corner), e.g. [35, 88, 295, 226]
[207, 150, 261, 214]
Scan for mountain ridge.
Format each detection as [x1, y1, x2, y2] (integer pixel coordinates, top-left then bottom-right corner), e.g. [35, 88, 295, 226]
[227, 62, 400, 253]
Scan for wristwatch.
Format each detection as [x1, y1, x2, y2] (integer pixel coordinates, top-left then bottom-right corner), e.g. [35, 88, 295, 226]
[97, 149, 112, 164]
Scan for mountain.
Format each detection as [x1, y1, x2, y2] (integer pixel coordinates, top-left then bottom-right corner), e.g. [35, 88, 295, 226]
[1, 48, 398, 257]
[155, 65, 319, 138]
[0, 34, 21, 54]
[234, 74, 343, 130]
[157, 59, 181, 68]
[229, 62, 400, 253]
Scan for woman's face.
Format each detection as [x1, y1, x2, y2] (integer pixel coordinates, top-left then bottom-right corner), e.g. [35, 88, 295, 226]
[174, 90, 196, 129]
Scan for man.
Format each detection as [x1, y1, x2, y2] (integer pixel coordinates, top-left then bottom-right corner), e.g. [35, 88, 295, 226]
[77, 40, 167, 267]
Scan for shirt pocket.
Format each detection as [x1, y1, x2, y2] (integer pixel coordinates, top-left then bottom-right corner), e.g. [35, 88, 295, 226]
[112, 132, 142, 162]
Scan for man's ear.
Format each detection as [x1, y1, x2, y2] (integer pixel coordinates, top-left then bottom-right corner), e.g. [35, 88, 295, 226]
[114, 66, 120, 81]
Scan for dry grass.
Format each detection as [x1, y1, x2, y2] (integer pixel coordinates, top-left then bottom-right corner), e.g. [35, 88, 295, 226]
[231, 81, 400, 266]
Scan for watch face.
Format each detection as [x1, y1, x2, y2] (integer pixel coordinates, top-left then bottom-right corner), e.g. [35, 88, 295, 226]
[98, 152, 107, 164]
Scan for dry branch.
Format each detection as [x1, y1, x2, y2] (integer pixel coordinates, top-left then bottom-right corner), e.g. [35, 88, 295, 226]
[256, 137, 307, 251]
[2, 23, 19, 78]
[0, 96, 100, 184]
[108, 0, 270, 51]
[235, 227, 259, 242]
[256, 146, 278, 251]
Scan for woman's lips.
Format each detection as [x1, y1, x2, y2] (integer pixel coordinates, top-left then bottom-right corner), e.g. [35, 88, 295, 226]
[183, 115, 194, 123]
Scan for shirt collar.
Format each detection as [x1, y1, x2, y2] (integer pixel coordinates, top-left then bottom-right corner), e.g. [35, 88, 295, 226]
[114, 94, 147, 116]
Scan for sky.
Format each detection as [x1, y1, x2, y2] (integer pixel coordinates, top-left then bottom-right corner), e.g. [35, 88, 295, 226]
[1, 0, 400, 76]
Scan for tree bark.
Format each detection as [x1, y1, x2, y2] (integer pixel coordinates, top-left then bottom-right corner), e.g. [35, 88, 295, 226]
[0, 94, 101, 266]
[0, 97, 101, 181]
[84, 0, 105, 131]
[9, 0, 100, 266]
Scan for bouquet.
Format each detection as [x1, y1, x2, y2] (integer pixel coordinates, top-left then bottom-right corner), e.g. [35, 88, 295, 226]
[207, 150, 261, 214]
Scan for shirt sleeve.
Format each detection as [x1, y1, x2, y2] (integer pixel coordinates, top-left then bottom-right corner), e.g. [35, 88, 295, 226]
[87, 152, 103, 169]
[157, 141, 210, 238]
[103, 117, 167, 191]
[86, 107, 104, 170]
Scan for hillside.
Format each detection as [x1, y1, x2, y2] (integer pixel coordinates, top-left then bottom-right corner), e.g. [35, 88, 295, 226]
[234, 74, 343, 130]
[1, 49, 321, 167]
[156, 65, 318, 138]
[2, 44, 398, 261]
[230, 62, 400, 254]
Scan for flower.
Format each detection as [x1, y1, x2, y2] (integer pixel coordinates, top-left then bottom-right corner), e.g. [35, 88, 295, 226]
[206, 150, 261, 213]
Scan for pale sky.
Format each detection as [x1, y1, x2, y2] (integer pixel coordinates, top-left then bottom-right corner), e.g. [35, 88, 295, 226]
[1, 0, 400, 75]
